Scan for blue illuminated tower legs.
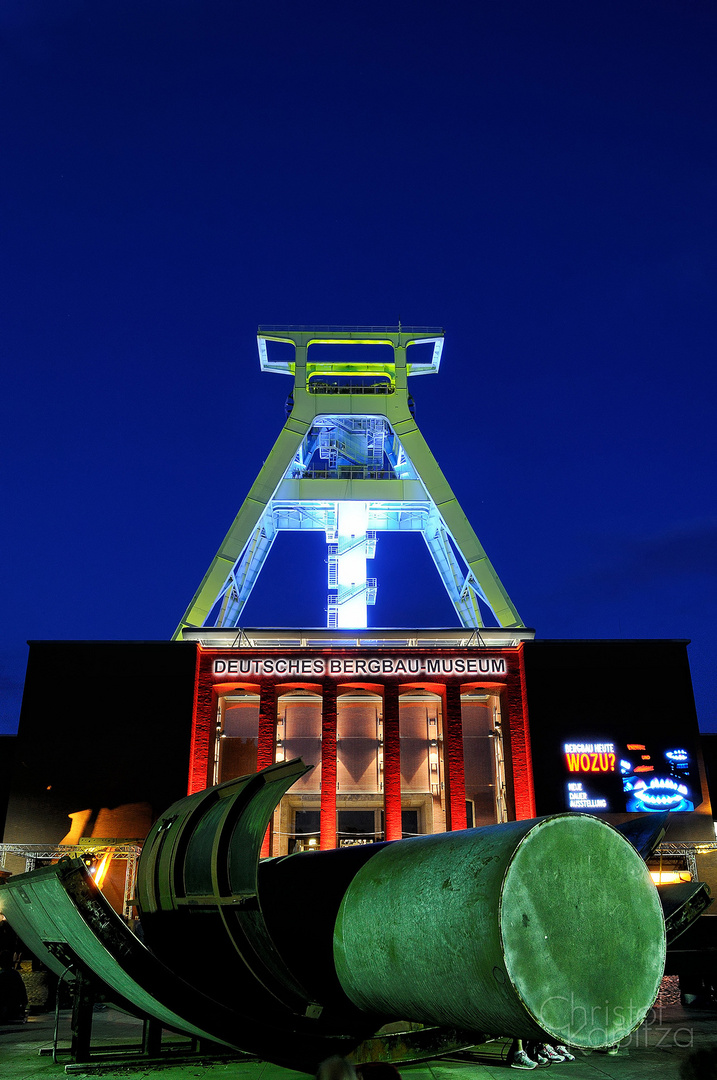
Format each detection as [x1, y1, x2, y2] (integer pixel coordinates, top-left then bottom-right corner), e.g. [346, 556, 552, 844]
[174, 327, 523, 638]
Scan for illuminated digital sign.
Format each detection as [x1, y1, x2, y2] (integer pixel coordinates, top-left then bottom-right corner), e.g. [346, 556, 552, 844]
[561, 738, 700, 814]
[566, 781, 608, 811]
[565, 743, 616, 773]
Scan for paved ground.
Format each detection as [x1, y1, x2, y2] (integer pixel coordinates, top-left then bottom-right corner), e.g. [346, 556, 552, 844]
[2, 1005, 717, 1080]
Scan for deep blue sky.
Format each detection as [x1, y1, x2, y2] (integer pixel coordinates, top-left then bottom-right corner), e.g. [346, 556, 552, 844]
[1, 1, 716, 735]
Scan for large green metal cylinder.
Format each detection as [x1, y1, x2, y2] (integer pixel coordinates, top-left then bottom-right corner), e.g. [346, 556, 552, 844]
[333, 814, 665, 1049]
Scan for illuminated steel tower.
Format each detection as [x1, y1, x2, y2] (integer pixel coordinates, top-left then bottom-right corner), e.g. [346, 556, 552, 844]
[174, 326, 523, 637]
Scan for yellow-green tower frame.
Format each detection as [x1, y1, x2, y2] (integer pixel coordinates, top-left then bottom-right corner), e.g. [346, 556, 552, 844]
[174, 326, 523, 637]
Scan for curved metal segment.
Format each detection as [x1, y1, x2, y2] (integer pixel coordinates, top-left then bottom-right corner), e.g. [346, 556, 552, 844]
[615, 814, 713, 945]
[138, 758, 314, 1013]
[0, 856, 366, 1069]
[139, 758, 307, 912]
[0, 858, 255, 1048]
[659, 881, 713, 945]
[616, 812, 670, 859]
[0, 868, 78, 985]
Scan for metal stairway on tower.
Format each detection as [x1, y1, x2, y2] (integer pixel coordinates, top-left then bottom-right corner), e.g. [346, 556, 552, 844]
[174, 326, 523, 637]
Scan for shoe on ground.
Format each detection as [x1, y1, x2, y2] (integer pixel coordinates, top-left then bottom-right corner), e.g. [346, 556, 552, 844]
[510, 1049, 538, 1070]
[554, 1044, 576, 1061]
[539, 1045, 565, 1063]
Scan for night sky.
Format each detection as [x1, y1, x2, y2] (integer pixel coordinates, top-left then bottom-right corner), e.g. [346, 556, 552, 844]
[2, 1, 716, 736]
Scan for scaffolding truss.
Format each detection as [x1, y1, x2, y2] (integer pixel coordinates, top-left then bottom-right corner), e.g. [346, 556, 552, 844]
[0, 843, 141, 919]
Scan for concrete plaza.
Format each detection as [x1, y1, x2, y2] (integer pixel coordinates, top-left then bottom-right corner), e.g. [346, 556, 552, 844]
[2, 1003, 717, 1080]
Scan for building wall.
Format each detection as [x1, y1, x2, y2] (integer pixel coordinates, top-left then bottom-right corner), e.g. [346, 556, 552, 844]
[523, 640, 713, 843]
[0, 736, 17, 841]
[2, 641, 198, 872]
[4, 638, 710, 882]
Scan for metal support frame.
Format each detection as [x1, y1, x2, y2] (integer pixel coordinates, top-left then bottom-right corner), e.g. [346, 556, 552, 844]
[175, 326, 523, 637]
[70, 968, 96, 1064]
[0, 843, 141, 919]
[656, 841, 717, 882]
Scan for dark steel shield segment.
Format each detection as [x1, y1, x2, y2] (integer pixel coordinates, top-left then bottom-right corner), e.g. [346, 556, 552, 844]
[660, 881, 713, 945]
[136, 758, 387, 1065]
[137, 758, 317, 1015]
[616, 813, 713, 942]
[0, 857, 274, 1049]
[333, 815, 667, 1050]
[664, 910, 717, 983]
[616, 812, 670, 859]
[0, 865, 78, 985]
[0, 856, 375, 1069]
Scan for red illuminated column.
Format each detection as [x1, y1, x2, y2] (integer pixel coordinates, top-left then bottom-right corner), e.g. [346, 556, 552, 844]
[257, 681, 276, 769]
[505, 647, 536, 819]
[188, 650, 213, 795]
[383, 683, 402, 841]
[444, 683, 467, 831]
[258, 681, 276, 857]
[320, 680, 337, 849]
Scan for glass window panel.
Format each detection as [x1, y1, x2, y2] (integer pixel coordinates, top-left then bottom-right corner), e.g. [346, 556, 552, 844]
[399, 696, 439, 793]
[401, 809, 419, 837]
[281, 695, 322, 792]
[218, 699, 259, 783]
[462, 697, 498, 826]
[337, 696, 381, 793]
[338, 809, 377, 845]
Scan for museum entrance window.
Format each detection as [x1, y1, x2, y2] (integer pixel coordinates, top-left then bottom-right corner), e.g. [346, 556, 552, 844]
[400, 808, 419, 837]
[334, 691, 384, 848]
[338, 809, 380, 846]
[275, 690, 322, 857]
[214, 691, 260, 785]
[290, 809, 321, 853]
[399, 689, 444, 833]
[378, 806, 423, 838]
[337, 690, 382, 794]
[461, 690, 505, 825]
[277, 690, 322, 792]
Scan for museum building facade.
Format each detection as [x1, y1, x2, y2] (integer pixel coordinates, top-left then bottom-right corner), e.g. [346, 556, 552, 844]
[4, 626, 713, 916]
